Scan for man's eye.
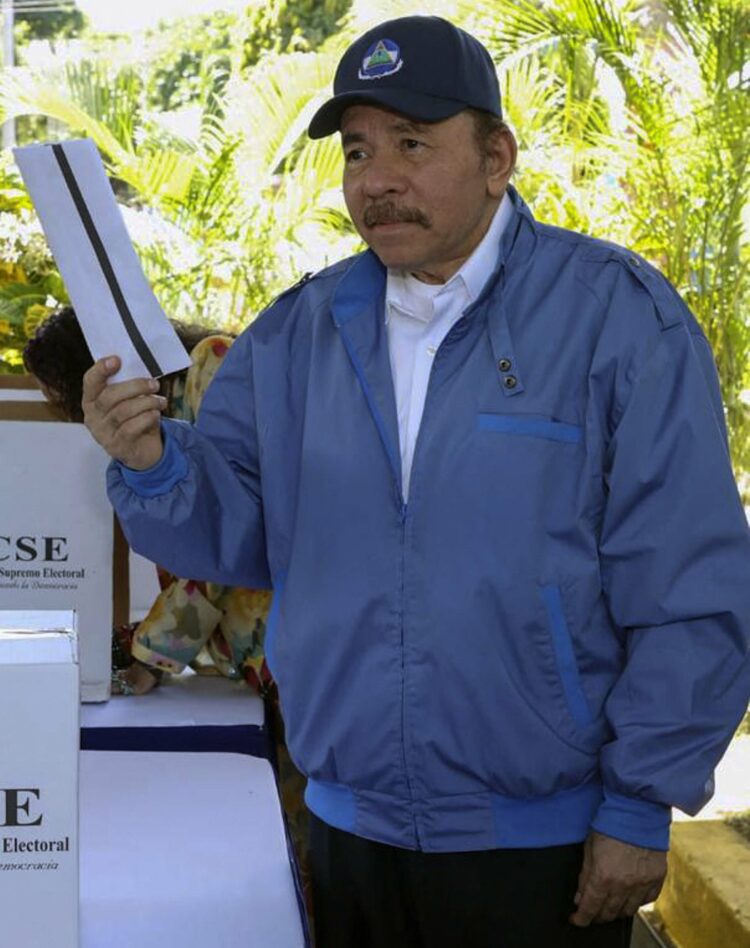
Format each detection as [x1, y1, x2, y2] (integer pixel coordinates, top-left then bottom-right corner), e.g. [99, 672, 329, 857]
[345, 149, 366, 163]
[403, 139, 423, 151]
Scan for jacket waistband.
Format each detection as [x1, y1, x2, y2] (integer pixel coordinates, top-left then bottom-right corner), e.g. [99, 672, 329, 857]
[305, 777, 604, 852]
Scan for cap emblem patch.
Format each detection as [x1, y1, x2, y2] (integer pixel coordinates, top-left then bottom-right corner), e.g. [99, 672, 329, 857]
[358, 38, 403, 81]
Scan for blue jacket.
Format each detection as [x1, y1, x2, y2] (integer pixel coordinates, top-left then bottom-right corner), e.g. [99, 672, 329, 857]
[109, 188, 750, 853]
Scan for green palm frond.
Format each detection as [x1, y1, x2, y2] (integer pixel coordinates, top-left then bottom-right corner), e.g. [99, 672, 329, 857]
[0, 61, 228, 209]
[121, 148, 199, 205]
[62, 60, 142, 149]
[500, 56, 566, 142]
[294, 133, 344, 198]
[226, 50, 337, 185]
[0, 67, 131, 163]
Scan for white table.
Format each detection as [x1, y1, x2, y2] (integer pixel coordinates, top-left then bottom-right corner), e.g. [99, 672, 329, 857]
[80, 750, 307, 947]
[80, 672, 268, 757]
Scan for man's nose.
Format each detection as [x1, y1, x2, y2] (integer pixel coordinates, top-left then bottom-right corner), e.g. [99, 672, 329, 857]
[362, 156, 408, 199]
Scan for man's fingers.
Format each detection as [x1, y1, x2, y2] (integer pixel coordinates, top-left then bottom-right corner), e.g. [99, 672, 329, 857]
[592, 891, 629, 923]
[84, 388, 164, 448]
[82, 357, 160, 419]
[621, 885, 654, 918]
[81, 356, 121, 404]
[570, 832, 668, 928]
[100, 404, 163, 461]
[569, 877, 607, 927]
[82, 359, 162, 445]
[100, 393, 167, 432]
[79, 356, 166, 468]
[573, 832, 593, 905]
[85, 375, 159, 417]
[643, 882, 665, 906]
[115, 410, 162, 443]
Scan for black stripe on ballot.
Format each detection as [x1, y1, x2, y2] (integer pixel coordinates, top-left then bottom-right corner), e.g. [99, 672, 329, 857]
[51, 143, 163, 378]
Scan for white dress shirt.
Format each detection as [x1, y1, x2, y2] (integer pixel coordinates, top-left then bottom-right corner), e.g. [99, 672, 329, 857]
[385, 192, 513, 500]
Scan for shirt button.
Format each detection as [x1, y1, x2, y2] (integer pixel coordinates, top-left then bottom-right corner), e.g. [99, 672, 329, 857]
[503, 375, 518, 390]
[629, 256, 641, 267]
[498, 358, 512, 372]
[427, 345, 437, 356]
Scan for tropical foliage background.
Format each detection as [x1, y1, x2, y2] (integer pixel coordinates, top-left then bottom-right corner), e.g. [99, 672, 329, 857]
[0, 0, 748, 489]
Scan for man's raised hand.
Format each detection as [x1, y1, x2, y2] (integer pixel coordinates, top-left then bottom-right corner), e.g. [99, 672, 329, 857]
[82, 356, 166, 470]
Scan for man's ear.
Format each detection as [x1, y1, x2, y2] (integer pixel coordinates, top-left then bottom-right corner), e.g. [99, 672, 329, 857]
[485, 129, 517, 199]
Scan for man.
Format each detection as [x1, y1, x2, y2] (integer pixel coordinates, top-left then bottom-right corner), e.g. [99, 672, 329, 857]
[83, 16, 750, 948]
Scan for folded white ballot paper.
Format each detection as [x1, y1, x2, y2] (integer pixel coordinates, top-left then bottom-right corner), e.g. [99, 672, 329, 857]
[14, 138, 191, 381]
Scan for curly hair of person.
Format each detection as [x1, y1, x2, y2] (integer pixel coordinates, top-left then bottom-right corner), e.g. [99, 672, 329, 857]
[23, 307, 230, 423]
[23, 307, 93, 422]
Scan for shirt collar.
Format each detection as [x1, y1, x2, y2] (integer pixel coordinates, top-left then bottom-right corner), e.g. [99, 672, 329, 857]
[385, 190, 514, 324]
[454, 189, 513, 303]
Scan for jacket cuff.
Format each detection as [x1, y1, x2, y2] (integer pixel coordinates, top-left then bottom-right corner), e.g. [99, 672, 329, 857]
[117, 425, 188, 498]
[591, 789, 671, 851]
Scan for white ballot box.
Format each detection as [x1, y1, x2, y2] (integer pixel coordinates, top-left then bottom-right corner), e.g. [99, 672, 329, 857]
[80, 751, 307, 947]
[0, 610, 79, 948]
[0, 380, 118, 701]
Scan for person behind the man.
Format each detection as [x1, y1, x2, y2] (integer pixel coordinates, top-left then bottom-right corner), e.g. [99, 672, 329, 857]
[81, 16, 750, 948]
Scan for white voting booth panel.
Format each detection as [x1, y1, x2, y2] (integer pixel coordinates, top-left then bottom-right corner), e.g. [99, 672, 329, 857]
[0, 610, 79, 948]
[80, 751, 306, 948]
[0, 420, 113, 701]
[129, 548, 161, 622]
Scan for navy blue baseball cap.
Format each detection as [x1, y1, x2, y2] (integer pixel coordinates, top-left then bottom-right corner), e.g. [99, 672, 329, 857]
[308, 16, 502, 139]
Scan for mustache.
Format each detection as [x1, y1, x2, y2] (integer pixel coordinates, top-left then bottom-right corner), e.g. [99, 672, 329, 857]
[363, 203, 431, 228]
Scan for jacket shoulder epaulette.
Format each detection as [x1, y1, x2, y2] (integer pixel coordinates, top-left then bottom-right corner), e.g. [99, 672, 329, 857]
[578, 237, 683, 331]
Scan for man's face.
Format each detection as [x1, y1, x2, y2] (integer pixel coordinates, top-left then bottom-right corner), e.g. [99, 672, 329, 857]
[341, 105, 506, 284]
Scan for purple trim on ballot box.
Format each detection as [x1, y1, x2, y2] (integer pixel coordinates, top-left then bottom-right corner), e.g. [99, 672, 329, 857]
[264, 703, 313, 947]
[80, 724, 269, 758]
[282, 803, 313, 947]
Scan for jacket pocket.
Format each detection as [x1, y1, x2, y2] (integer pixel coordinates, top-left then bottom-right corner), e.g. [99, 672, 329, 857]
[540, 584, 593, 729]
[477, 413, 583, 444]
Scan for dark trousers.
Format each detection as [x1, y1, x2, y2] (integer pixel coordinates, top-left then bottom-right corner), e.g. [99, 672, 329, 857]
[309, 815, 633, 948]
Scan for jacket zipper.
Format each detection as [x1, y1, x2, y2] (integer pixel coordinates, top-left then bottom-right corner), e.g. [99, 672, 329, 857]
[397, 497, 420, 844]
[396, 317, 469, 849]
